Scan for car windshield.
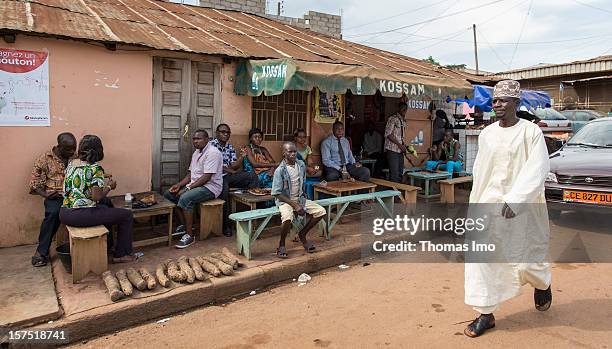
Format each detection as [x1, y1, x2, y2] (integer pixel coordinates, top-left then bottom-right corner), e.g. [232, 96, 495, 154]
[535, 108, 567, 120]
[567, 121, 612, 147]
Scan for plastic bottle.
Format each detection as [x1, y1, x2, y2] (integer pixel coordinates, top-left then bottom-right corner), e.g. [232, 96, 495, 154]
[124, 193, 133, 209]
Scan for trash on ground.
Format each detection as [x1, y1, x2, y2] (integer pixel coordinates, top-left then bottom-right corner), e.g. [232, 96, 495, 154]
[338, 264, 350, 269]
[363, 262, 371, 267]
[297, 273, 311, 283]
[156, 318, 171, 324]
[249, 290, 256, 296]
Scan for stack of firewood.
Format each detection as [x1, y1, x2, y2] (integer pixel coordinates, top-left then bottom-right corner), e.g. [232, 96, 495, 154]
[102, 248, 241, 302]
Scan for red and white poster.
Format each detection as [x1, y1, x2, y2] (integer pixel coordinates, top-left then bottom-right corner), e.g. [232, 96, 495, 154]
[0, 48, 50, 126]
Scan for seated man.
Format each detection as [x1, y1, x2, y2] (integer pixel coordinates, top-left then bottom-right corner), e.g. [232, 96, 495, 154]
[272, 142, 326, 259]
[425, 130, 464, 173]
[28, 132, 76, 267]
[321, 121, 370, 182]
[164, 129, 223, 249]
[211, 123, 258, 237]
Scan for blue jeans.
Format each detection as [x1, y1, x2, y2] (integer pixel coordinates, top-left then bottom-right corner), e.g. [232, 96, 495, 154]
[425, 160, 463, 173]
[164, 186, 216, 212]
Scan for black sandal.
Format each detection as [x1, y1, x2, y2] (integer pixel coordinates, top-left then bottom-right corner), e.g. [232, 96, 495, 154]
[464, 314, 495, 338]
[276, 246, 288, 259]
[31, 254, 47, 267]
[534, 286, 552, 311]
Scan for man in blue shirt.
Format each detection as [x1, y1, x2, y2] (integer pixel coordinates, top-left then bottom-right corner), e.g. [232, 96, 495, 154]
[210, 123, 258, 237]
[321, 121, 370, 182]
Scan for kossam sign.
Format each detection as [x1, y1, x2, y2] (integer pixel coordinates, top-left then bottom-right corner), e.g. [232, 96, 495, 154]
[251, 62, 288, 91]
[378, 80, 426, 96]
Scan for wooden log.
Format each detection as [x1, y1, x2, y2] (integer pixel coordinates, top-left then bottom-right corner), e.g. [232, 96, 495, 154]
[138, 267, 157, 290]
[155, 264, 171, 288]
[165, 259, 186, 283]
[126, 268, 146, 291]
[102, 270, 124, 302]
[211, 252, 238, 270]
[221, 247, 241, 268]
[188, 257, 207, 281]
[204, 256, 234, 276]
[177, 256, 195, 283]
[196, 256, 221, 277]
[115, 269, 133, 296]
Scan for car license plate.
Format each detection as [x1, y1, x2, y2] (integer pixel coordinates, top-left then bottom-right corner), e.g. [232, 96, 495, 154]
[563, 190, 612, 205]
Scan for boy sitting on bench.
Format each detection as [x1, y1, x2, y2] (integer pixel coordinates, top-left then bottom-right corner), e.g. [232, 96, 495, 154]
[272, 142, 326, 259]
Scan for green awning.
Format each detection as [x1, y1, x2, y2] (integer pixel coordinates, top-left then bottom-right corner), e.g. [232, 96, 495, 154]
[234, 59, 472, 99]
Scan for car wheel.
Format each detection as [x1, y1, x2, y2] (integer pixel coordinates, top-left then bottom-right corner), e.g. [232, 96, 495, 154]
[548, 209, 561, 219]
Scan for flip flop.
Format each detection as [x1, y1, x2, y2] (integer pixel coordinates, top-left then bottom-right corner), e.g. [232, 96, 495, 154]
[276, 246, 288, 259]
[302, 241, 316, 253]
[534, 285, 552, 311]
[464, 314, 495, 338]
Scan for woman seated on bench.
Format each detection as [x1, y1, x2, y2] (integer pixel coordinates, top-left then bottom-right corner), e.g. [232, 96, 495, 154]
[243, 128, 278, 188]
[59, 135, 136, 263]
[424, 130, 463, 173]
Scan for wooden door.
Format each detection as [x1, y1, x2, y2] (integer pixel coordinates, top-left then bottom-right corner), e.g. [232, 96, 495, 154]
[152, 58, 220, 193]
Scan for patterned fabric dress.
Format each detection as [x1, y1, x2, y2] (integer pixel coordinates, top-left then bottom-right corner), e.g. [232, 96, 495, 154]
[243, 144, 273, 188]
[62, 160, 106, 208]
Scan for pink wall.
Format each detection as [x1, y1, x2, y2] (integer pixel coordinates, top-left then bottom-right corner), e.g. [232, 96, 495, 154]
[0, 37, 152, 247]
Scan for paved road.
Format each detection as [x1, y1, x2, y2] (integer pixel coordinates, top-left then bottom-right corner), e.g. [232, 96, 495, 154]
[71, 257, 612, 349]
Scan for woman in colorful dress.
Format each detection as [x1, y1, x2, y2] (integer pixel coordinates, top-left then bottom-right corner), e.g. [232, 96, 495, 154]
[59, 135, 136, 263]
[243, 128, 278, 188]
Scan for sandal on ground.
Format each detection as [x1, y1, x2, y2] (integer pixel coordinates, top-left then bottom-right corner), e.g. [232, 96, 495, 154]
[31, 254, 48, 267]
[464, 314, 495, 338]
[534, 286, 552, 311]
[302, 241, 316, 253]
[276, 246, 288, 259]
[112, 254, 137, 263]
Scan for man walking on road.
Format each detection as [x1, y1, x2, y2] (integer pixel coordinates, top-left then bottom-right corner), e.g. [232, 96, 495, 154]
[464, 80, 553, 337]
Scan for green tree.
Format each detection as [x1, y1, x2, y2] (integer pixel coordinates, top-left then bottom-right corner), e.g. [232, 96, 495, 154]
[423, 55, 440, 66]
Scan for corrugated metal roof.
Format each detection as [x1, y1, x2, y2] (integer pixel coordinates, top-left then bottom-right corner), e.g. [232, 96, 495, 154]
[0, 0, 488, 82]
[492, 55, 612, 80]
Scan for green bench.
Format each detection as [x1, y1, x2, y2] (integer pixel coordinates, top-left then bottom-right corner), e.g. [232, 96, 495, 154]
[228, 190, 401, 259]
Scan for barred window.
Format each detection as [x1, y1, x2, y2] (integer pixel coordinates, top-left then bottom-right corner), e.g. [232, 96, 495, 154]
[252, 90, 308, 141]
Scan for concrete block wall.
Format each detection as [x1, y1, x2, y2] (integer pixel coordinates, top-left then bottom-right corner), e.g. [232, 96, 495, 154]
[303, 11, 342, 39]
[193, 0, 342, 39]
[197, 0, 266, 15]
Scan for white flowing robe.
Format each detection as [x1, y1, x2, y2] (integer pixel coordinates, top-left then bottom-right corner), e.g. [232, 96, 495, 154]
[465, 119, 552, 308]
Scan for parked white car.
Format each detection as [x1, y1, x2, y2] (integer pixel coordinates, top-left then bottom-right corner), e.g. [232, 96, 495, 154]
[535, 108, 572, 133]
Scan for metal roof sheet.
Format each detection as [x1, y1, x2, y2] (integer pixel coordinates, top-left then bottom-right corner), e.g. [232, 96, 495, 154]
[0, 0, 488, 82]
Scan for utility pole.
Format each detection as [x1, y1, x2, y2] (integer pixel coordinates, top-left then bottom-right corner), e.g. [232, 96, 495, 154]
[277, 2, 281, 16]
[472, 24, 479, 74]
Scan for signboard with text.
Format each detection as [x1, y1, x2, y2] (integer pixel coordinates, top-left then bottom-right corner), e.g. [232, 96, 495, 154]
[0, 48, 50, 126]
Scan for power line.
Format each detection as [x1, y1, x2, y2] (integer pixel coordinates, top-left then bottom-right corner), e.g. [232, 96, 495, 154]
[572, 0, 612, 15]
[357, 34, 608, 46]
[477, 27, 508, 67]
[392, 0, 462, 46]
[344, 0, 506, 38]
[406, 27, 472, 54]
[507, 0, 533, 69]
[345, 0, 450, 31]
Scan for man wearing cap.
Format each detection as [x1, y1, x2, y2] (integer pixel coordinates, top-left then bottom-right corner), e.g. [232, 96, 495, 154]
[463, 80, 552, 337]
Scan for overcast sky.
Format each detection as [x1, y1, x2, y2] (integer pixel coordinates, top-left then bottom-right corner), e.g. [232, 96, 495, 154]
[281, 0, 612, 73]
[174, 0, 612, 73]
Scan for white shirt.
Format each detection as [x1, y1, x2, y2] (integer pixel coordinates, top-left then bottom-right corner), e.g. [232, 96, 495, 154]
[286, 163, 300, 201]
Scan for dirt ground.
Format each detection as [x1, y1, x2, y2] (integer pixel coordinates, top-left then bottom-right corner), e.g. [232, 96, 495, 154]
[70, 259, 612, 349]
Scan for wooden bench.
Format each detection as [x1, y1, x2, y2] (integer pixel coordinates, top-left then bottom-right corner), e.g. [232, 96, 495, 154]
[228, 190, 400, 259]
[369, 178, 419, 204]
[199, 199, 224, 240]
[67, 225, 108, 283]
[439, 176, 473, 204]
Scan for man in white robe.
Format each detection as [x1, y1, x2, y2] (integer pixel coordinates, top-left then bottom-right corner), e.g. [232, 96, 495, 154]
[464, 80, 553, 338]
